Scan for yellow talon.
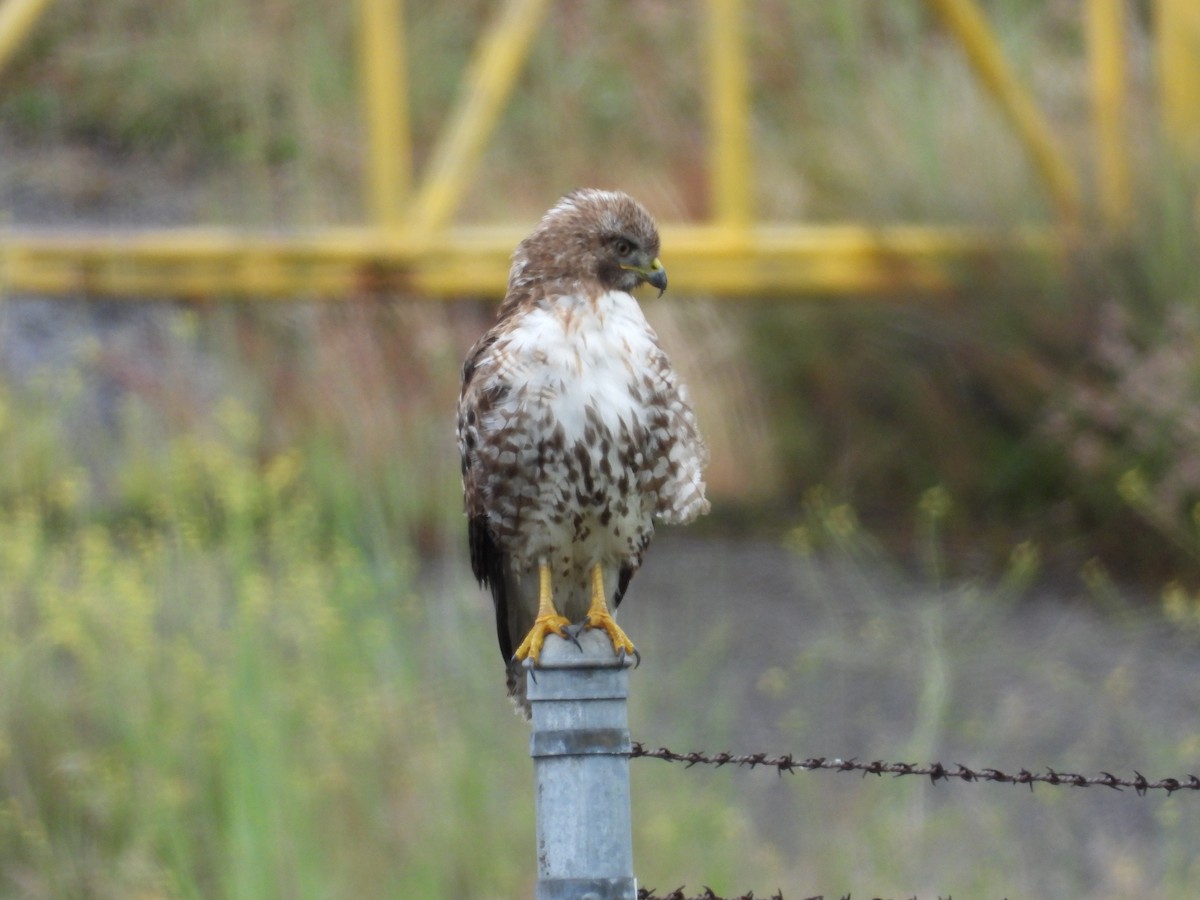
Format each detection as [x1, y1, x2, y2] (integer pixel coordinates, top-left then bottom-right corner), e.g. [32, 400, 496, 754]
[584, 563, 638, 660]
[513, 561, 572, 665]
[512, 613, 573, 664]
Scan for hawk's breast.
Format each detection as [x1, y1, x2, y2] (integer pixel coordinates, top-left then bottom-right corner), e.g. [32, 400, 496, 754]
[477, 290, 667, 572]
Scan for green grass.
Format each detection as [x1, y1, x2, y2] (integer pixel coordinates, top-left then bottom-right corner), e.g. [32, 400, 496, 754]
[5, 335, 1200, 897]
[0, 363, 521, 896]
[707, 495, 1200, 897]
[0, 356, 763, 898]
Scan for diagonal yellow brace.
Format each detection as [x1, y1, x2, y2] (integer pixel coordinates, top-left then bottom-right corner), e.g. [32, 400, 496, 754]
[411, 0, 552, 233]
[0, 0, 55, 77]
[926, 0, 1081, 224]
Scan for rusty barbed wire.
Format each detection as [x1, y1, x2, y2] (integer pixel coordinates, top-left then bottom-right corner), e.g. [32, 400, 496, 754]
[630, 742, 1200, 795]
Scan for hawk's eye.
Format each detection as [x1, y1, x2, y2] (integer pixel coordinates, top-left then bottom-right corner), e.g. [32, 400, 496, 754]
[613, 238, 634, 257]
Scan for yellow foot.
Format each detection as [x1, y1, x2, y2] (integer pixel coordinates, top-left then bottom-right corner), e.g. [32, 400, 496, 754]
[584, 608, 639, 664]
[512, 613, 573, 666]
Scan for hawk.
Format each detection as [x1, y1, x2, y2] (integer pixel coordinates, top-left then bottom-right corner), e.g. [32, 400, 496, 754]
[458, 189, 709, 715]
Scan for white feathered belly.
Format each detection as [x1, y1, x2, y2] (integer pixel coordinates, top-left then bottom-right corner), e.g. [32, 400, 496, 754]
[478, 292, 667, 616]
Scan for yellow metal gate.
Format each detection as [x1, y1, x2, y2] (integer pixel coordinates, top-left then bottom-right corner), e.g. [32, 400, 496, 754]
[0, 0, 1196, 300]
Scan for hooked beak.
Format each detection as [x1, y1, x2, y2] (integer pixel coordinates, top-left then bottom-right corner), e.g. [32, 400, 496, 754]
[624, 257, 668, 297]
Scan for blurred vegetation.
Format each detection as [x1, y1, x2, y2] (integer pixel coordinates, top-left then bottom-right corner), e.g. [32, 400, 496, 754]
[0, 364, 768, 896]
[0, 325, 833, 897]
[4, 0, 1198, 579]
[3, 0, 1200, 892]
[5, 356, 1200, 897]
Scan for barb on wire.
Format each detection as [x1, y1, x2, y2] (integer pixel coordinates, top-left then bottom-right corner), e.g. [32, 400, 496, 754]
[637, 889, 786, 900]
[638, 891, 957, 900]
[630, 742, 1200, 796]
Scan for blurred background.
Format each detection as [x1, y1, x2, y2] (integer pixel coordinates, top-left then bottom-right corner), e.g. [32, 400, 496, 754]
[2, 0, 1200, 896]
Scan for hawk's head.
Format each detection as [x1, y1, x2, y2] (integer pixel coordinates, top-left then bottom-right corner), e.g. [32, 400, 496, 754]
[509, 189, 668, 302]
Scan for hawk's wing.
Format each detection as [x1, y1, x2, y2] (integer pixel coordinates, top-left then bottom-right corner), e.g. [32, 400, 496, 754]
[458, 331, 519, 662]
[469, 513, 516, 661]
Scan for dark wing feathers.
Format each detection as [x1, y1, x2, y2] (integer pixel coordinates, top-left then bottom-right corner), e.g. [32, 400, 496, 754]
[614, 561, 635, 610]
[468, 513, 514, 662]
[462, 331, 517, 664]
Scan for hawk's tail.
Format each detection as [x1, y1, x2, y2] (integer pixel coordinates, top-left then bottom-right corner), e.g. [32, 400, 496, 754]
[506, 660, 532, 719]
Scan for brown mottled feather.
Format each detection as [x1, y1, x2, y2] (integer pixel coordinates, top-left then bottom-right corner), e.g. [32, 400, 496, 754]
[458, 189, 709, 715]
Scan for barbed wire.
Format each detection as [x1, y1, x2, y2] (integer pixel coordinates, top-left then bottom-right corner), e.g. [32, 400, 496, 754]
[630, 742, 1200, 795]
[638, 889, 960, 900]
[638, 889, 784, 900]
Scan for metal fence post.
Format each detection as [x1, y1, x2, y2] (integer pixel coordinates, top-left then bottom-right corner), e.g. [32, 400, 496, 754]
[527, 629, 636, 900]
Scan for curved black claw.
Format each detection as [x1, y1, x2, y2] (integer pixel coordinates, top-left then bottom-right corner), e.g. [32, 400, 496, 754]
[562, 622, 586, 652]
[615, 646, 642, 669]
[517, 654, 538, 684]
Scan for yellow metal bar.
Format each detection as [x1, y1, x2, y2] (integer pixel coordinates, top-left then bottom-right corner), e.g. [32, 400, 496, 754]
[1086, 0, 1132, 229]
[359, 0, 410, 230]
[0, 0, 55, 76]
[706, 0, 752, 233]
[0, 225, 1060, 300]
[1156, 0, 1200, 158]
[410, 0, 551, 232]
[926, 0, 1082, 222]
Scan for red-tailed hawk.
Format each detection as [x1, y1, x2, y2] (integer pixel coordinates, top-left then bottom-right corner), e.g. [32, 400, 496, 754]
[458, 189, 709, 715]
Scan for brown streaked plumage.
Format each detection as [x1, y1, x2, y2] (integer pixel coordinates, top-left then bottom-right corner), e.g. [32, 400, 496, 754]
[457, 189, 709, 715]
